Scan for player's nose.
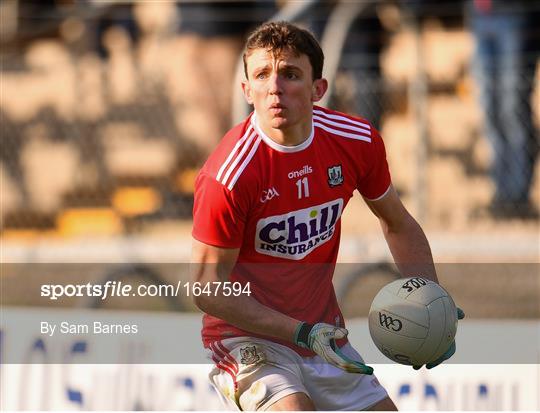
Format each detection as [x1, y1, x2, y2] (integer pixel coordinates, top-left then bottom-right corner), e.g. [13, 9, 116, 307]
[268, 73, 283, 95]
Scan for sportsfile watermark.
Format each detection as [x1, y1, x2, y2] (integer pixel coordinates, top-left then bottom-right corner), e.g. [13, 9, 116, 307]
[40, 281, 251, 301]
[0, 263, 538, 364]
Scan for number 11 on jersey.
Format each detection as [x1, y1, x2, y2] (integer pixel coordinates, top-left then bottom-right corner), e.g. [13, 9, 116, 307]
[296, 177, 310, 199]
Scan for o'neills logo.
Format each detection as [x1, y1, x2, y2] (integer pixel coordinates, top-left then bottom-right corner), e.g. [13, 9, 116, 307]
[288, 165, 313, 179]
[255, 199, 344, 260]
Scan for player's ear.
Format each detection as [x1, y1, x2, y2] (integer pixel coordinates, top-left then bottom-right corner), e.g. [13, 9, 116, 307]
[242, 80, 254, 105]
[311, 78, 328, 103]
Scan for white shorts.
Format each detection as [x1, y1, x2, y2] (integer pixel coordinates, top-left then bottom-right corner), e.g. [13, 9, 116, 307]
[207, 337, 389, 411]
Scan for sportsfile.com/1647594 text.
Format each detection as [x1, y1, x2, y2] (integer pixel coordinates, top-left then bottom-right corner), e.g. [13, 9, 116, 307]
[40, 281, 252, 301]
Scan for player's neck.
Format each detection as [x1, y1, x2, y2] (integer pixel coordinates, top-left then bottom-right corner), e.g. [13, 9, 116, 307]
[258, 118, 312, 147]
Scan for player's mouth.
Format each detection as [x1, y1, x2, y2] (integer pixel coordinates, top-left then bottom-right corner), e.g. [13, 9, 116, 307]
[269, 103, 286, 115]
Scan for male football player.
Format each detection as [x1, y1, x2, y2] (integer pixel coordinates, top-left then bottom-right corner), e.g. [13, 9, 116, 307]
[192, 21, 462, 410]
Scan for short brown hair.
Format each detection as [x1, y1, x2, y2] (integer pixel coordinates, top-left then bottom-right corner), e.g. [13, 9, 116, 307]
[243, 21, 324, 80]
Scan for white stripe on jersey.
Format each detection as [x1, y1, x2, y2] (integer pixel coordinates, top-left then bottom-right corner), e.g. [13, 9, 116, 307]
[227, 136, 262, 190]
[364, 183, 392, 202]
[313, 109, 371, 132]
[313, 114, 371, 136]
[314, 121, 372, 142]
[220, 131, 256, 187]
[216, 125, 254, 182]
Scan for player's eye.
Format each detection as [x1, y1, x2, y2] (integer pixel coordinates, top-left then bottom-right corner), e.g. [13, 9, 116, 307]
[285, 72, 299, 80]
[255, 72, 267, 80]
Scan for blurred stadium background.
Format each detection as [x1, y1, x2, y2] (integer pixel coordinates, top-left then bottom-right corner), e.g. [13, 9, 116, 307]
[1, 0, 539, 410]
[2, 0, 538, 311]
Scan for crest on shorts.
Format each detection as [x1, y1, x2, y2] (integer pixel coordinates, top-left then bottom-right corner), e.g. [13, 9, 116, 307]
[240, 346, 261, 365]
[327, 165, 344, 187]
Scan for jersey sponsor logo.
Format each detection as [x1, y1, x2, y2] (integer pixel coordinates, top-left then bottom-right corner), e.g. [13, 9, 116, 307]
[260, 187, 279, 203]
[255, 199, 344, 260]
[287, 165, 313, 180]
[327, 165, 344, 187]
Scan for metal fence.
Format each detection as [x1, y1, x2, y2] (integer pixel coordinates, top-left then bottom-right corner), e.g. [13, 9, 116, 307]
[1, 1, 539, 240]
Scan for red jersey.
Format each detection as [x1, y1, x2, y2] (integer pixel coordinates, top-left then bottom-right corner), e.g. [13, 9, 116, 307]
[192, 105, 391, 356]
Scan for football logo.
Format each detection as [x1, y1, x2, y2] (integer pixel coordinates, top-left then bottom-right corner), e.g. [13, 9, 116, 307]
[381, 346, 412, 364]
[378, 312, 403, 331]
[327, 165, 344, 187]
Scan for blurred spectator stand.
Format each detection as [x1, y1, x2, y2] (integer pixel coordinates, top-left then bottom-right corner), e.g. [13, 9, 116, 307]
[466, 0, 539, 219]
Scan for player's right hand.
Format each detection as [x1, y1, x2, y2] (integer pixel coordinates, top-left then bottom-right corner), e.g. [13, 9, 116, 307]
[294, 322, 374, 375]
[413, 307, 465, 370]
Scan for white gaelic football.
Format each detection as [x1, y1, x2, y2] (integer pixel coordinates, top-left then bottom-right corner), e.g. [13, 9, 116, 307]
[368, 277, 458, 366]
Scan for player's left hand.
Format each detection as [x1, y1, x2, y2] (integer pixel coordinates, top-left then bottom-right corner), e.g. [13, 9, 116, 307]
[413, 307, 465, 370]
[294, 322, 374, 374]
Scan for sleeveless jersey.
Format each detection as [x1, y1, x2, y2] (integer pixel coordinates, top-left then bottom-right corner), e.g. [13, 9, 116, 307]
[192, 105, 391, 356]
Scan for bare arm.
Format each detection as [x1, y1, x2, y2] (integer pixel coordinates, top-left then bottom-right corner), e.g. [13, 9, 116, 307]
[191, 238, 301, 342]
[364, 185, 438, 283]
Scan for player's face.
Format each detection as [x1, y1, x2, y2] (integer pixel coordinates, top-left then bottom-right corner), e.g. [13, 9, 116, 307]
[242, 48, 327, 137]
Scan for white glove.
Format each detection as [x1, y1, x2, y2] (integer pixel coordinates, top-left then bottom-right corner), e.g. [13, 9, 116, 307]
[294, 322, 374, 374]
